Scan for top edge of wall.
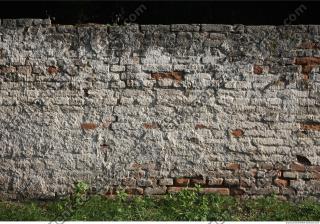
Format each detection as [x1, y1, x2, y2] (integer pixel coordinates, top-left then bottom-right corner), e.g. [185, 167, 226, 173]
[0, 19, 319, 29]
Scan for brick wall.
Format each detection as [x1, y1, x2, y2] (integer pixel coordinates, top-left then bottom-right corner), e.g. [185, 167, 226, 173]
[0, 19, 319, 200]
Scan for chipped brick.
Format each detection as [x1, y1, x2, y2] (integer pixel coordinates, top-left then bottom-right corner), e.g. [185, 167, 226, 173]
[167, 187, 193, 193]
[274, 178, 289, 187]
[151, 71, 184, 81]
[298, 41, 320, 49]
[175, 178, 190, 186]
[143, 123, 159, 129]
[80, 123, 98, 130]
[226, 163, 240, 170]
[294, 57, 320, 80]
[47, 66, 59, 74]
[300, 121, 320, 131]
[253, 65, 263, 74]
[231, 129, 244, 138]
[290, 162, 305, 172]
[195, 124, 207, 129]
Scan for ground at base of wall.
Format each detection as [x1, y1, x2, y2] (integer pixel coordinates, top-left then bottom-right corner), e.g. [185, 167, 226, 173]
[0, 192, 320, 221]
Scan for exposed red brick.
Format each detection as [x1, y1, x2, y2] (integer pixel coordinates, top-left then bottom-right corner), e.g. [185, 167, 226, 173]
[274, 178, 289, 187]
[253, 65, 263, 74]
[81, 123, 97, 130]
[294, 57, 320, 80]
[143, 123, 158, 129]
[231, 129, 244, 138]
[105, 187, 116, 196]
[290, 162, 305, 172]
[298, 41, 320, 49]
[167, 187, 193, 193]
[226, 163, 240, 170]
[175, 178, 190, 186]
[200, 188, 230, 195]
[48, 66, 59, 74]
[300, 122, 320, 131]
[151, 71, 184, 81]
[195, 124, 207, 129]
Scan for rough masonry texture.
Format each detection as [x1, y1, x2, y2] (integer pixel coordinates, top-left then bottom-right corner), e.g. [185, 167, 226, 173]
[0, 19, 320, 200]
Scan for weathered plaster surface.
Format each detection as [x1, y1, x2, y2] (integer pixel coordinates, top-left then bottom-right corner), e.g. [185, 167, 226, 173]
[0, 19, 320, 199]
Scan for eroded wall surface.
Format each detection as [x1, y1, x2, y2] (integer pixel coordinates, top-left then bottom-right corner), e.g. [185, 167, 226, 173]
[0, 19, 320, 199]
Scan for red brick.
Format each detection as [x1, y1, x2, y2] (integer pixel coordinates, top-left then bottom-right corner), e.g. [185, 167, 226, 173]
[231, 129, 244, 138]
[298, 42, 320, 49]
[48, 66, 59, 74]
[104, 187, 116, 196]
[253, 65, 263, 74]
[200, 188, 230, 195]
[81, 123, 97, 130]
[143, 123, 158, 129]
[294, 57, 320, 79]
[151, 71, 184, 81]
[274, 178, 289, 187]
[167, 187, 193, 193]
[300, 122, 320, 131]
[290, 162, 305, 172]
[195, 124, 207, 129]
[226, 163, 240, 170]
[174, 178, 190, 186]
